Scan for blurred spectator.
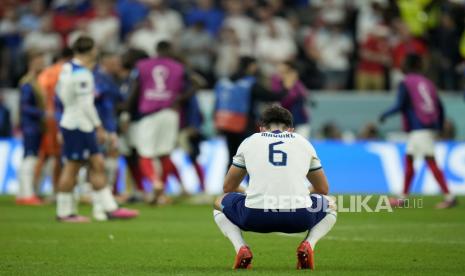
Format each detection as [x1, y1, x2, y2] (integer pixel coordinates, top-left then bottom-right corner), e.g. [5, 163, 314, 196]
[19, 0, 47, 34]
[87, 0, 120, 52]
[431, 13, 461, 90]
[313, 19, 353, 90]
[129, 19, 170, 56]
[179, 21, 214, 84]
[214, 27, 240, 78]
[185, 0, 224, 36]
[321, 121, 342, 139]
[255, 2, 293, 39]
[355, 0, 387, 43]
[147, 0, 184, 40]
[23, 16, 62, 64]
[271, 61, 311, 138]
[255, 22, 297, 77]
[0, 6, 23, 87]
[67, 19, 88, 47]
[390, 19, 427, 89]
[358, 122, 381, 140]
[116, 0, 149, 38]
[222, 0, 255, 55]
[0, 92, 12, 138]
[355, 25, 391, 91]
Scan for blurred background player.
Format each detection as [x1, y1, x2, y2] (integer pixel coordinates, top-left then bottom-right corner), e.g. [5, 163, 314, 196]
[379, 54, 457, 209]
[93, 52, 125, 194]
[118, 48, 150, 202]
[271, 60, 312, 138]
[126, 41, 188, 205]
[56, 36, 138, 222]
[213, 105, 336, 270]
[16, 50, 49, 205]
[214, 56, 287, 164]
[178, 72, 207, 194]
[35, 47, 73, 199]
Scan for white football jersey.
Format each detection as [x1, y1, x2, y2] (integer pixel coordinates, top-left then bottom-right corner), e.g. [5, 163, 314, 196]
[57, 59, 101, 132]
[233, 131, 322, 209]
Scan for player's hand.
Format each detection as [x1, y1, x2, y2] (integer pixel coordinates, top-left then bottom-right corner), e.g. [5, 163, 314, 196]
[378, 115, 386, 124]
[109, 132, 118, 149]
[96, 126, 107, 145]
[57, 132, 63, 145]
[45, 110, 54, 118]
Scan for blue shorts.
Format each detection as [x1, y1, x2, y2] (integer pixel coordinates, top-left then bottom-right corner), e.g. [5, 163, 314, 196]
[61, 128, 100, 161]
[23, 131, 42, 157]
[221, 193, 329, 233]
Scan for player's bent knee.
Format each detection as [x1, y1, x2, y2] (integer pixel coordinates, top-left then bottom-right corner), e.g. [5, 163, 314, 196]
[214, 195, 226, 211]
[323, 195, 337, 216]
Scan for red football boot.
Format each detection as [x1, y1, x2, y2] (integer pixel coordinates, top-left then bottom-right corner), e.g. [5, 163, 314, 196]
[296, 241, 314, 270]
[16, 196, 43, 206]
[233, 246, 253, 269]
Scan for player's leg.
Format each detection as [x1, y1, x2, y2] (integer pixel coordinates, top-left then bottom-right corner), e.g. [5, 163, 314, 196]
[213, 194, 252, 269]
[390, 132, 417, 206]
[17, 132, 43, 205]
[424, 156, 457, 208]
[56, 160, 88, 222]
[297, 195, 337, 270]
[88, 153, 139, 220]
[138, 156, 164, 204]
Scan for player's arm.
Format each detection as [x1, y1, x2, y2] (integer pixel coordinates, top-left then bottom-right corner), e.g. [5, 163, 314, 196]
[223, 165, 247, 193]
[307, 168, 329, 195]
[20, 84, 45, 119]
[223, 140, 248, 193]
[379, 82, 408, 122]
[306, 143, 328, 195]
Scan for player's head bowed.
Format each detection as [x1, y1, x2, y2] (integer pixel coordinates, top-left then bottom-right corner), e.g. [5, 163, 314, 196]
[260, 105, 294, 132]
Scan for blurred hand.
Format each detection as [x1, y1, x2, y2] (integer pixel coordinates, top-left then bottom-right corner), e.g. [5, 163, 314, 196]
[378, 115, 386, 124]
[109, 132, 118, 149]
[96, 126, 107, 145]
[57, 132, 63, 146]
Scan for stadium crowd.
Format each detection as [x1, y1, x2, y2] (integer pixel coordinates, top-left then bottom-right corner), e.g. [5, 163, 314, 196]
[1, 0, 465, 91]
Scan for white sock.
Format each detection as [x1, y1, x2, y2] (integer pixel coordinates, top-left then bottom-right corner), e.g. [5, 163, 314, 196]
[57, 192, 74, 217]
[105, 158, 119, 188]
[93, 186, 118, 212]
[71, 192, 79, 214]
[213, 210, 246, 253]
[306, 213, 337, 249]
[18, 156, 37, 198]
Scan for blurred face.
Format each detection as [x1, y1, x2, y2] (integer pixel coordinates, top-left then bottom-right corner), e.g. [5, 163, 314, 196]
[277, 63, 291, 76]
[30, 55, 46, 74]
[197, 0, 213, 9]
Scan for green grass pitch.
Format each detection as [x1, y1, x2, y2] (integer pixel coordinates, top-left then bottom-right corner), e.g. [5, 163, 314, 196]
[1, 195, 465, 275]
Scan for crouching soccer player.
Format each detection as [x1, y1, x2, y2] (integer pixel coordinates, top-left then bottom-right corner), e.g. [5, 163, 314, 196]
[55, 36, 138, 222]
[213, 105, 337, 270]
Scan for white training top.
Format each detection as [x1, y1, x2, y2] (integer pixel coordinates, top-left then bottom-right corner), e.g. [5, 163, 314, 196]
[233, 131, 322, 210]
[57, 59, 101, 132]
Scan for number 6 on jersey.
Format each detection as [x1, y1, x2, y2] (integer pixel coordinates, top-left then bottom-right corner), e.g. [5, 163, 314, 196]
[269, 141, 287, 166]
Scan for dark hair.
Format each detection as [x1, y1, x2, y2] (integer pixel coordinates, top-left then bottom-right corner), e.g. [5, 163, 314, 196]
[156, 40, 172, 56]
[72, 36, 95, 54]
[402, 53, 423, 73]
[260, 105, 293, 128]
[121, 48, 148, 69]
[231, 56, 256, 80]
[60, 47, 74, 59]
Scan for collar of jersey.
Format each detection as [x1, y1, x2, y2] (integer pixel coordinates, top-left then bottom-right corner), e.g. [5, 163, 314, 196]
[270, 130, 283, 134]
